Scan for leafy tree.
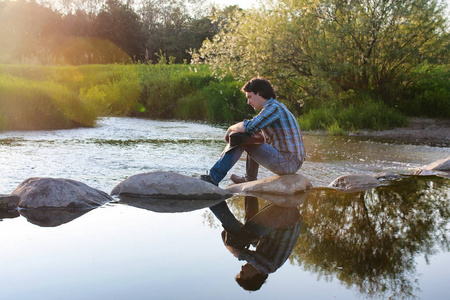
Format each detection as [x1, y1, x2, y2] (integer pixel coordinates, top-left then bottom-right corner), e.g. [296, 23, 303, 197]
[92, 0, 147, 61]
[0, 0, 63, 64]
[193, 0, 449, 114]
[139, 0, 216, 63]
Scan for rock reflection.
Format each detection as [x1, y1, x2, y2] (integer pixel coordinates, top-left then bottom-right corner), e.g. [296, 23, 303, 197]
[19, 208, 94, 227]
[210, 196, 303, 291]
[293, 176, 450, 299]
[0, 210, 20, 220]
[117, 195, 224, 213]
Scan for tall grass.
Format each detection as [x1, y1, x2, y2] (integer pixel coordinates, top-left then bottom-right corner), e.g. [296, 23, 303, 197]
[1, 63, 444, 133]
[299, 91, 408, 134]
[397, 65, 450, 118]
[0, 64, 250, 130]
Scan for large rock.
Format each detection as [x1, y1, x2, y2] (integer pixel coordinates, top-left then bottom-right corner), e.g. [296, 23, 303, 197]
[423, 156, 450, 171]
[224, 174, 312, 195]
[13, 178, 113, 209]
[410, 156, 450, 178]
[329, 174, 381, 191]
[111, 171, 232, 200]
[0, 194, 20, 210]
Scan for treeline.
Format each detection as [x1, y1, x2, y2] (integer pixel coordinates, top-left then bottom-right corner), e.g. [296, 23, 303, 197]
[0, 0, 232, 64]
[194, 0, 450, 128]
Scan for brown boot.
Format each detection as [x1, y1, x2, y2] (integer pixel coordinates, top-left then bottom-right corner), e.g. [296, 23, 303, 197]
[230, 174, 256, 184]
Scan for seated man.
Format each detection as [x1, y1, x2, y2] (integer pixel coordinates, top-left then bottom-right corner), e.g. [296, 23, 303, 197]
[201, 77, 306, 186]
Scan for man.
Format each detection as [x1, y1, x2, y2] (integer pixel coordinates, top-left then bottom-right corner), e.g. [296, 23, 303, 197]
[210, 196, 303, 291]
[201, 77, 305, 186]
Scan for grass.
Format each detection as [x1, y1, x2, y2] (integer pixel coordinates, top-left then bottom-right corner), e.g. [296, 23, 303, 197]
[0, 64, 252, 130]
[298, 91, 409, 134]
[1, 63, 446, 133]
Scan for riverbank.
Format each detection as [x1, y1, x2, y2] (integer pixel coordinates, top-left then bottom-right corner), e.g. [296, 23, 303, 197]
[354, 118, 450, 147]
[305, 118, 450, 147]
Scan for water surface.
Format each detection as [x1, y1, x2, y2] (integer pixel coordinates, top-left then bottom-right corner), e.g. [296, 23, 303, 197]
[1, 117, 449, 300]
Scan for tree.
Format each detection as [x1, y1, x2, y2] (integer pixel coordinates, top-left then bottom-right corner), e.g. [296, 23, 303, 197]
[193, 0, 449, 113]
[139, 0, 216, 63]
[92, 0, 147, 61]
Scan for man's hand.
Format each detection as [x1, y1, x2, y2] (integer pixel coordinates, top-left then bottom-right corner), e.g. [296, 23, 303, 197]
[225, 121, 245, 142]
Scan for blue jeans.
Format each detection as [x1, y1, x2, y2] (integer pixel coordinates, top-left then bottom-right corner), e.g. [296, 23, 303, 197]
[209, 143, 302, 184]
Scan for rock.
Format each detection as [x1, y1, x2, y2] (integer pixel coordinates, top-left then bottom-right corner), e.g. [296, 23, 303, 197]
[329, 174, 381, 191]
[224, 174, 312, 195]
[111, 171, 232, 200]
[0, 194, 20, 210]
[410, 169, 438, 176]
[13, 178, 113, 209]
[373, 172, 403, 181]
[117, 195, 224, 213]
[423, 156, 450, 171]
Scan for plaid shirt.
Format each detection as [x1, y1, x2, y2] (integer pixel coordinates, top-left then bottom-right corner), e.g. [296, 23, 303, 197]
[243, 98, 306, 163]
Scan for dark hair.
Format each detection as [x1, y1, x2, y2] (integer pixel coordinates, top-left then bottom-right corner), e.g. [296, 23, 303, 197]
[241, 78, 277, 100]
[235, 272, 268, 291]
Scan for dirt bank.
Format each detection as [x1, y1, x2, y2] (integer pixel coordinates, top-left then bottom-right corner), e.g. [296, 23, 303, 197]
[309, 118, 450, 147]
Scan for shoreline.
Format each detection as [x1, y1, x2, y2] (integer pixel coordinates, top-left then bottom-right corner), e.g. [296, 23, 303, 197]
[304, 117, 450, 147]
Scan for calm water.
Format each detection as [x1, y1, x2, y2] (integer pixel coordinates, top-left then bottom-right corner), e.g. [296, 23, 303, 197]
[1, 117, 449, 300]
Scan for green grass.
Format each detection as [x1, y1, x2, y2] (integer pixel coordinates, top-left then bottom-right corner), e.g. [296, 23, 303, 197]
[298, 91, 408, 134]
[0, 64, 251, 130]
[1, 63, 446, 132]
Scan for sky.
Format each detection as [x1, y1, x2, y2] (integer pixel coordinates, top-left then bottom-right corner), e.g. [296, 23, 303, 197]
[213, 0, 450, 15]
[212, 0, 259, 9]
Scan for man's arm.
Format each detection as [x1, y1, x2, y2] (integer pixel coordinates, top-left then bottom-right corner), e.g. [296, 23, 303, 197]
[225, 121, 245, 142]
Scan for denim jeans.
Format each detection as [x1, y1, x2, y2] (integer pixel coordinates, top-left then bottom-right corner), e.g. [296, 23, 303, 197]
[209, 143, 302, 184]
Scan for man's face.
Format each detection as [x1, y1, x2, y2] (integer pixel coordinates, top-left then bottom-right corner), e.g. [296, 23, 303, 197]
[246, 92, 266, 110]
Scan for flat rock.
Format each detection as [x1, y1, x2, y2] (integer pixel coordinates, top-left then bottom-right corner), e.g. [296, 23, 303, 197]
[111, 171, 232, 200]
[423, 156, 450, 171]
[0, 194, 20, 210]
[329, 174, 381, 191]
[224, 174, 312, 195]
[13, 178, 113, 209]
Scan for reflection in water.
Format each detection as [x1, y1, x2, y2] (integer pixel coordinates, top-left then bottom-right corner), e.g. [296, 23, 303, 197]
[19, 208, 94, 227]
[210, 196, 303, 291]
[116, 195, 224, 213]
[0, 210, 20, 219]
[293, 176, 450, 299]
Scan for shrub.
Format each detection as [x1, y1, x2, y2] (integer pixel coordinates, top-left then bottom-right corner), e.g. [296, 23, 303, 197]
[299, 91, 408, 133]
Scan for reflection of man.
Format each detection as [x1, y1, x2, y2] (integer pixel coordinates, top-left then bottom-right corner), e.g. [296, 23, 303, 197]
[201, 78, 306, 186]
[210, 196, 302, 291]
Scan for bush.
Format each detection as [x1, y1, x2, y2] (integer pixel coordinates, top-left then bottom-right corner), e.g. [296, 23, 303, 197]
[299, 91, 408, 134]
[397, 65, 450, 118]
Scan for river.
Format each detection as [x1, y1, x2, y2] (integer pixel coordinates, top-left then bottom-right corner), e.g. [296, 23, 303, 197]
[1, 117, 449, 300]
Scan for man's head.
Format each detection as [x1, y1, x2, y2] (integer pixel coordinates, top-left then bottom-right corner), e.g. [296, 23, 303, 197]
[241, 78, 277, 100]
[235, 263, 268, 291]
[241, 78, 277, 110]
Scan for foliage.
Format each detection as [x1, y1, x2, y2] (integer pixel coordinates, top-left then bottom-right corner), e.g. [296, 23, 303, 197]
[298, 91, 408, 132]
[0, 74, 94, 130]
[0, 64, 248, 130]
[397, 64, 450, 118]
[0, 0, 218, 64]
[193, 0, 449, 114]
[293, 177, 450, 298]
